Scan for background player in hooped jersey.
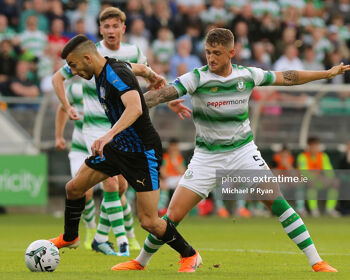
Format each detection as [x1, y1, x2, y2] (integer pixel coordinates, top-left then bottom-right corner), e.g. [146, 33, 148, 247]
[50, 34, 202, 273]
[113, 28, 350, 272]
[52, 7, 190, 256]
[55, 81, 109, 252]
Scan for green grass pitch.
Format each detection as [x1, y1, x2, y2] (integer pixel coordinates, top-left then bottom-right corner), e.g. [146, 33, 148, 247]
[0, 214, 349, 280]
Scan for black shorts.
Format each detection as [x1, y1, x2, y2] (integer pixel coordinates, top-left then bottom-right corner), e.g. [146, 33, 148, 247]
[85, 142, 162, 192]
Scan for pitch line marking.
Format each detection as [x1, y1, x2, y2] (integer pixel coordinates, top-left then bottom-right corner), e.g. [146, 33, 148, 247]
[199, 248, 350, 256]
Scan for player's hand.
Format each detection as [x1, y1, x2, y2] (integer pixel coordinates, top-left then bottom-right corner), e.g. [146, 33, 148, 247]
[147, 73, 167, 90]
[91, 134, 113, 158]
[327, 62, 350, 79]
[55, 137, 66, 150]
[168, 99, 192, 120]
[67, 106, 80, 120]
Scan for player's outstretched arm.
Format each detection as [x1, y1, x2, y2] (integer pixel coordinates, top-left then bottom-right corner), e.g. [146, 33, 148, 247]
[273, 63, 350, 86]
[130, 63, 166, 89]
[52, 71, 79, 120]
[91, 90, 142, 158]
[55, 105, 68, 150]
[144, 85, 179, 109]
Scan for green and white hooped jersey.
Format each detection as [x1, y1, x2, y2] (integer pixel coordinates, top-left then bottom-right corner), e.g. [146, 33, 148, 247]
[172, 64, 276, 153]
[66, 82, 89, 154]
[60, 41, 147, 131]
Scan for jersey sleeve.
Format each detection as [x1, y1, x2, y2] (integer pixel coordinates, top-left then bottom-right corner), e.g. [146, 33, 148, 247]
[107, 62, 139, 96]
[248, 67, 276, 86]
[60, 64, 74, 80]
[170, 70, 199, 97]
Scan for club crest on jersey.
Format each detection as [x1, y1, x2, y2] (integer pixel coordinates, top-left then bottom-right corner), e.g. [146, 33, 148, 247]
[100, 86, 106, 100]
[237, 80, 246, 92]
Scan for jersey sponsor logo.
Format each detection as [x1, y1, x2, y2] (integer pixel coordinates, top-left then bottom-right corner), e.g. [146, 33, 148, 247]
[207, 99, 247, 108]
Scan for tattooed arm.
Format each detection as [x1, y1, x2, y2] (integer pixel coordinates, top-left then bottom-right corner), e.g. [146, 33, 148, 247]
[273, 63, 350, 86]
[144, 85, 179, 108]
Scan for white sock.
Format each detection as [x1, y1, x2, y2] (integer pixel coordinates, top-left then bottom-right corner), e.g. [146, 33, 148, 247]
[303, 244, 322, 266]
[136, 248, 154, 267]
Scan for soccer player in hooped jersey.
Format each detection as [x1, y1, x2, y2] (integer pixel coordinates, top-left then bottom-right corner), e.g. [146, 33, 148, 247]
[49, 34, 202, 273]
[113, 28, 350, 272]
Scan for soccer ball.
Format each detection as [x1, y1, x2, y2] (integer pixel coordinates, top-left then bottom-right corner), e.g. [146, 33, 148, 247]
[24, 240, 60, 272]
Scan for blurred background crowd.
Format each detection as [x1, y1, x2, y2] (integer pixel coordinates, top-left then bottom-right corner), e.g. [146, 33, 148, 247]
[0, 0, 350, 105]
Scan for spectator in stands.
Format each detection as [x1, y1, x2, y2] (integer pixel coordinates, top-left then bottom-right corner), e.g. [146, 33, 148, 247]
[327, 25, 350, 61]
[158, 138, 186, 216]
[127, 18, 150, 56]
[0, 13, 16, 41]
[8, 60, 40, 109]
[176, 0, 205, 17]
[125, 0, 152, 34]
[302, 46, 325, 84]
[179, 24, 203, 59]
[48, 18, 69, 58]
[151, 26, 175, 74]
[148, 0, 175, 40]
[0, 0, 20, 28]
[69, 0, 97, 36]
[65, 18, 97, 42]
[252, 0, 280, 19]
[256, 12, 279, 44]
[307, 27, 333, 62]
[169, 37, 201, 79]
[273, 44, 304, 71]
[279, 0, 305, 12]
[274, 27, 298, 61]
[18, 15, 47, 58]
[297, 137, 339, 217]
[0, 39, 17, 95]
[250, 42, 271, 69]
[234, 21, 251, 61]
[199, 0, 233, 27]
[226, 0, 246, 15]
[230, 3, 260, 42]
[19, 0, 49, 33]
[45, 0, 69, 31]
[325, 50, 350, 84]
[231, 41, 250, 66]
[300, 2, 325, 33]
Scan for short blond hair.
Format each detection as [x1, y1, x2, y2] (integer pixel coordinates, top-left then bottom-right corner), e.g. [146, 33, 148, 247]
[99, 7, 126, 24]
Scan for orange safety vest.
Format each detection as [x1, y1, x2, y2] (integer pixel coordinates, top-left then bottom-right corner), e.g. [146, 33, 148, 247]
[163, 153, 184, 176]
[273, 153, 294, 170]
[303, 152, 323, 170]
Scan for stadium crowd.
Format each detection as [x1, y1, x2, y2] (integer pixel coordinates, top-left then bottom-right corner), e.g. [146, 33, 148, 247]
[0, 0, 350, 106]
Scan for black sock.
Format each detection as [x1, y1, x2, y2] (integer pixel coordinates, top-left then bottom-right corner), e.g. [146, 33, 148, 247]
[159, 219, 196, 258]
[63, 196, 85, 242]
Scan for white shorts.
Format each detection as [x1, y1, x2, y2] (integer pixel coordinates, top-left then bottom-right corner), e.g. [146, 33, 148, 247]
[165, 176, 182, 190]
[68, 150, 89, 177]
[178, 141, 270, 198]
[83, 129, 107, 154]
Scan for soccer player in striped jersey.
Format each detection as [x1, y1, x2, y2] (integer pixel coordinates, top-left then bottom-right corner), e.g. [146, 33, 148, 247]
[55, 81, 103, 251]
[113, 28, 350, 272]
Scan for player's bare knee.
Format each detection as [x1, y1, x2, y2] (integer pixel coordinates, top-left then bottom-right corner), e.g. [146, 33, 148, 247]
[66, 180, 84, 199]
[139, 215, 158, 233]
[166, 207, 183, 223]
[102, 177, 118, 192]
